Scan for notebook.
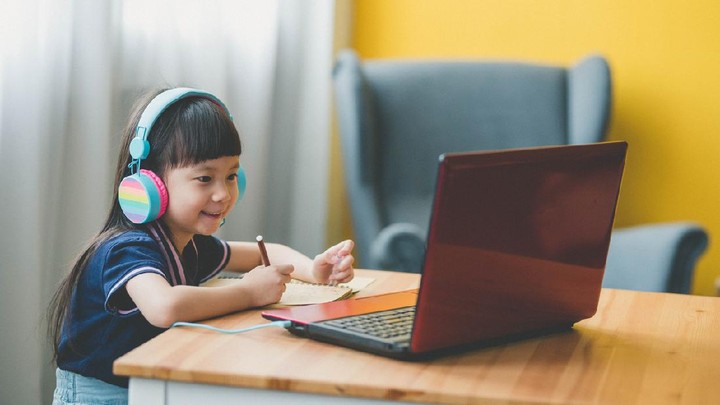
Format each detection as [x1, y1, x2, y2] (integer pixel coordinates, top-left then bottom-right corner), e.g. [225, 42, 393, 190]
[202, 271, 375, 306]
[262, 142, 627, 359]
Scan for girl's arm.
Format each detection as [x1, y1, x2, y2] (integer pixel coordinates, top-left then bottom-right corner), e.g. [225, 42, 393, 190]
[224, 241, 313, 279]
[125, 265, 293, 328]
[225, 240, 355, 284]
[224, 241, 264, 270]
[126, 239, 355, 328]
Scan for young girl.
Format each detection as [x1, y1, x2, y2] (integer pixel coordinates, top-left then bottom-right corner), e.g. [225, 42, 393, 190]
[48, 87, 355, 404]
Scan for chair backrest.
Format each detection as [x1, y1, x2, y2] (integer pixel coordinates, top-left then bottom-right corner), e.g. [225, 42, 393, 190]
[333, 50, 611, 268]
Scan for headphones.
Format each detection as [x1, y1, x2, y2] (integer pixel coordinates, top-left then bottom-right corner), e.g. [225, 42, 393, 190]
[118, 87, 246, 224]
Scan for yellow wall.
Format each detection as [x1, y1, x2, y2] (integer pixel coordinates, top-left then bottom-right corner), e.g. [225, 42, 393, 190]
[330, 0, 720, 295]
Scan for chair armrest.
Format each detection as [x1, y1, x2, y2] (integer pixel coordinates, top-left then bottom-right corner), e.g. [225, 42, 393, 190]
[604, 222, 709, 293]
[369, 223, 426, 273]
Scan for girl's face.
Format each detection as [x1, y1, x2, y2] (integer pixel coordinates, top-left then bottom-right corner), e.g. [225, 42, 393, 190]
[162, 155, 241, 250]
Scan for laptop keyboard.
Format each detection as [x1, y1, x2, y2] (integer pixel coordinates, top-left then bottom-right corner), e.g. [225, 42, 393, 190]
[322, 306, 416, 343]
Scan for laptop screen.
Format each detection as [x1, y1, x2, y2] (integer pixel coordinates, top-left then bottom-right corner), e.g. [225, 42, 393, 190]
[412, 142, 627, 352]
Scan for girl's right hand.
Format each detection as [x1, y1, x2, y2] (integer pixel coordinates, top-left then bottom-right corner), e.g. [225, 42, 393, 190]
[241, 264, 294, 307]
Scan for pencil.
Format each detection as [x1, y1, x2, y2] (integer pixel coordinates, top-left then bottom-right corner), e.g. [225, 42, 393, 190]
[256, 235, 271, 266]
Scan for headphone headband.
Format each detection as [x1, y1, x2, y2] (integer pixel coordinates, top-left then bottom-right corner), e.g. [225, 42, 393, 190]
[129, 87, 233, 162]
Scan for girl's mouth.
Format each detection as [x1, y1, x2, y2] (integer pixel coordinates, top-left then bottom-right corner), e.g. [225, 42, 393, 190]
[201, 211, 223, 219]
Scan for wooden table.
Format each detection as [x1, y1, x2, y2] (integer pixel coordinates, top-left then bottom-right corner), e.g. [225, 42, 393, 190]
[114, 269, 720, 404]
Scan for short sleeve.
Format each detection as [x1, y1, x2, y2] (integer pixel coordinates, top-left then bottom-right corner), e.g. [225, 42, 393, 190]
[192, 234, 231, 283]
[101, 234, 168, 317]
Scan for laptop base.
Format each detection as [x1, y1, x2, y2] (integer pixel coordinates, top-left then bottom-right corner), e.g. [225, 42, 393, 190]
[297, 322, 577, 361]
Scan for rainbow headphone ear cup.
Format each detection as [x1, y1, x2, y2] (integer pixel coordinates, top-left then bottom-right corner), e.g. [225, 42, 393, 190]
[118, 169, 169, 224]
[237, 165, 246, 202]
[221, 166, 246, 227]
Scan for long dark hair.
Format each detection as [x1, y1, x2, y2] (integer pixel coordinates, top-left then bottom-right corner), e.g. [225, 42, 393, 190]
[47, 88, 242, 361]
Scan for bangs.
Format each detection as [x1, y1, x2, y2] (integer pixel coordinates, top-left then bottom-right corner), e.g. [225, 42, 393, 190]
[149, 97, 242, 172]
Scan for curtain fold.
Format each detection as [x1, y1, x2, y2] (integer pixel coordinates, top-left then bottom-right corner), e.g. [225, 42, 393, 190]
[0, 1, 336, 403]
[265, 1, 335, 254]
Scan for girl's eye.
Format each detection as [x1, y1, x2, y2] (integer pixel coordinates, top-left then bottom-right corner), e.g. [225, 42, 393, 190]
[197, 176, 212, 183]
[227, 173, 238, 181]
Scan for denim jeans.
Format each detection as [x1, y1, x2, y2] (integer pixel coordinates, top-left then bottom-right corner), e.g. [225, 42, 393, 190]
[52, 368, 128, 405]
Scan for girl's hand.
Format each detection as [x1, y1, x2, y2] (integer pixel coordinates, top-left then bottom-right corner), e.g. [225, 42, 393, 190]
[241, 264, 294, 307]
[312, 240, 355, 285]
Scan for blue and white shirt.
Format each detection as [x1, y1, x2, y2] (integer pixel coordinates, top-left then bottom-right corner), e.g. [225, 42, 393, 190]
[57, 221, 230, 387]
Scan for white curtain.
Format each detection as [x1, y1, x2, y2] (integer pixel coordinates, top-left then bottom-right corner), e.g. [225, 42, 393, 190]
[0, 0, 337, 403]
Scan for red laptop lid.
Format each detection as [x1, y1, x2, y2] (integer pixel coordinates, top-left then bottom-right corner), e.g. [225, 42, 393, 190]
[411, 142, 627, 352]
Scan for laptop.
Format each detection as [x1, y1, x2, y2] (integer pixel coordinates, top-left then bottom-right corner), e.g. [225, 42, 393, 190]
[262, 141, 627, 359]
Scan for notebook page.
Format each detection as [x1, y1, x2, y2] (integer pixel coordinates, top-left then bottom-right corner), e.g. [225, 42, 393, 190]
[201, 272, 375, 306]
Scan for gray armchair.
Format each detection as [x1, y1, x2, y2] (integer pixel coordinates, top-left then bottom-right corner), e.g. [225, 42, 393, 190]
[333, 49, 709, 294]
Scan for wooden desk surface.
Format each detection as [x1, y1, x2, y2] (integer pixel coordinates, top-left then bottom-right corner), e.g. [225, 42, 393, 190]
[114, 269, 720, 404]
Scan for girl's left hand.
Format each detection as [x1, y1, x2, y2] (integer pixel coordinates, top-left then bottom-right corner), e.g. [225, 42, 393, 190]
[312, 240, 355, 284]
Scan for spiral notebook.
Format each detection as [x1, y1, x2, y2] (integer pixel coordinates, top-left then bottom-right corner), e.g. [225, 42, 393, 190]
[202, 271, 375, 306]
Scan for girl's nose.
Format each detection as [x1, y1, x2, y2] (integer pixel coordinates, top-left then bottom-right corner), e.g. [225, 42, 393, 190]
[212, 182, 232, 202]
